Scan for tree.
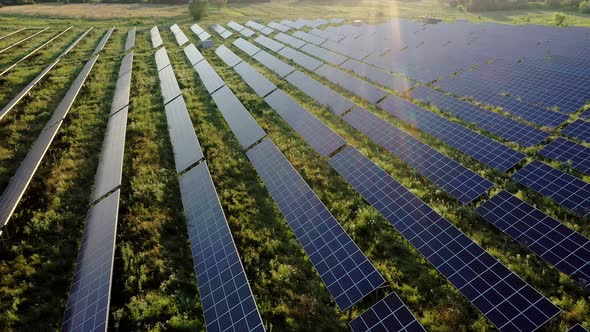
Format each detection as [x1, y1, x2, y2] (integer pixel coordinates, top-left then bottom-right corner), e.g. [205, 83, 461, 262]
[189, 0, 208, 20]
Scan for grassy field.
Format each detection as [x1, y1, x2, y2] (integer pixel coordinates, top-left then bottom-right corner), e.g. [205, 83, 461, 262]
[0, 0, 589, 331]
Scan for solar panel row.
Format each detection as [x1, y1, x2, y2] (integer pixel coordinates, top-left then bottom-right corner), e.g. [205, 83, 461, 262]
[194, 60, 226, 94]
[329, 146, 560, 331]
[349, 293, 426, 332]
[190, 23, 211, 41]
[408, 86, 550, 147]
[340, 58, 413, 94]
[247, 138, 386, 310]
[277, 46, 323, 71]
[378, 94, 526, 172]
[164, 96, 205, 173]
[267, 21, 291, 33]
[539, 138, 590, 175]
[569, 324, 589, 332]
[562, 120, 590, 143]
[93, 27, 115, 55]
[285, 70, 354, 116]
[264, 89, 346, 157]
[155, 47, 171, 71]
[292, 30, 326, 45]
[0, 27, 25, 41]
[246, 20, 274, 35]
[300, 43, 347, 66]
[210, 23, 233, 39]
[0, 27, 93, 121]
[233, 38, 261, 57]
[184, 43, 205, 66]
[476, 190, 590, 288]
[512, 160, 590, 218]
[0, 26, 50, 54]
[344, 107, 493, 204]
[150, 26, 163, 49]
[274, 32, 307, 49]
[157, 65, 182, 105]
[233, 61, 277, 98]
[124, 27, 136, 51]
[227, 21, 245, 32]
[215, 45, 243, 68]
[252, 50, 295, 78]
[170, 24, 189, 46]
[254, 35, 285, 53]
[315, 64, 388, 104]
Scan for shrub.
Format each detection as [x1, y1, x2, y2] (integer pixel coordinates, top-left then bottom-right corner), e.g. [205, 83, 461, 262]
[457, 4, 466, 11]
[189, 0, 208, 20]
[580, 0, 590, 12]
[553, 11, 567, 25]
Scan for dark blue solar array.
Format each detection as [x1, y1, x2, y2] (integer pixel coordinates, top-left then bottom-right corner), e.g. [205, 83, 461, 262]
[512, 160, 590, 217]
[562, 120, 590, 143]
[408, 86, 549, 147]
[285, 70, 354, 116]
[378, 95, 526, 172]
[264, 89, 346, 157]
[329, 146, 560, 331]
[247, 138, 386, 310]
[349, 293, 426, 332]
[314, 64, 387, 104]
[179, 163, 265, 332]
[62, 190, 120, 332]
[344, 107, 493, 204]
[569, 324, 589, 332]
[539, 138, 590, 175]
[340, 59, 413, 94]
[476, 190, 590, 288]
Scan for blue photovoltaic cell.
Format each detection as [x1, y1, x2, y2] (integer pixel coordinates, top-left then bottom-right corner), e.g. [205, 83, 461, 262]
[314, 64, 387, 104]
[329, 146, 561, 332]
[476, 190, 590, 288]
[301, 43, 347, 66]
[563, 120, 590, 143]
[408, 86, 550, 147]
[285, 70, 354, 116]
[233, 61, 277, 98]
[253, 50, 295, 78]
[194, 60, 226, 95]
[264, 89, 346, 157]
[62, 190, 120, 332]
[179, 163, 265, 332]
[539, 138, 590, 175]
[512, 160, 590, 218]
[247, 138, 386, 310]
[344, 107, 493, 204]
[569, 324, 589, 332]
[164, 96, 204, 173]
[580, 109, 590, 120]
[378, 95, 526, 172]
[340, 59, 413, 94]
[157, 65, 182, 105]
[349, 293, 426, 332]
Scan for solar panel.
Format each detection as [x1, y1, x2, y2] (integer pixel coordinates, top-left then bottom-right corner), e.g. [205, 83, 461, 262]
[0, 27, 25, 41]
[170, 23, 181, 35]
[340, 59, 413, 93]
[539, 138, 590, 175]
[254, 35, 285, 53]
[314, 64, 387, 104]
[220, 30, 233, 39]
[408, 86, 550, 147]
[378, 95, 526, 172]
[329, 146, 561, 331]
[512, 160, 590, 217]
[344, 107, 493, 204]
[252, 50, 295, 78]
[264, 89, 346, 157]
[183, 43, 204, 66]
[61, 189, 120, 332]
[292, 30, 326, 45]
[280, 19, 300, 29]
[278, 46, 323, 71]
[190, 23, 205, 36]
[210, 23, 226, 35]
[215, 45, 243, 68]
[198, 31, 211, 41]
[240, 28, 256, 38]
[274, 32, 306, 49]
[178, 163, 265, 332]
[227, 21, 245, 32]
[174, 30, 189, 46]
[233, 62, 277, 98]
[233, 38, 261, 57]
[301, 43, 348, 66]
[0, 27, 50, 55]
[110, 72, 131, 115]
[164, 96, 204, 173]
[331, 18, 344, 23]
[321, 40, 371, 61]
[268, 21, 291, 33]
[476, 190, 590, 288]
[349, 293, 426, 332]
[285, 70, 354, 116]
[150, 27, 163, 49]
[260, 27, 274, 36]
[91, 107, 128, 202]
[579, 109, 590, 120]
[245, 20, 265, 31]
[118, 51, 134, 78]
[211, 86, 266, 149]
[569, 324, 589, 332]
[157, 65, 182, 105]
[563, 120, 590, 143]
[194, 60, 226, 95]
[93, 27, 114, 55]
[154, 47, 171, 72]
[247, 138, 386, 310]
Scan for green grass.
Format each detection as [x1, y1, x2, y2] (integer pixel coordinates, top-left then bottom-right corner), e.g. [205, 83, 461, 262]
[0, 1, 589, 331]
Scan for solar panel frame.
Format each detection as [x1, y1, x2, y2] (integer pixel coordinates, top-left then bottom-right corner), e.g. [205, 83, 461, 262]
[151, 27, 163, 49]
[329, 146, 561, 331]
[512, 160, 590, 218]
[174, 30, 190, 46]
[274, 32, 307, 49]
[340, 59, 413, 93]
[240, 28, 256, 38]
[210, 86, 266, 149]
[562, 120, 590, 143]
[349, 293, 426, 332]
[220, 30, 233, 39]
[252, 50, 295, 78]
[254, 35, 285, 53]
[233, 62, 277, 98]
[157, 65, 182, 105]
[62, 189, 120, 332]
[476, 190, 590, 288]
[93, 27, 114, 55]
[247, 138, 386, 310]
[314, 64, 387, 104]
[264, 89, 346, 157]
[194, 60, 226, 95]
[215, 45, 243, 68]
[178, 163, 265, 332]
[285, 70, 354, 116]
[183, 43, 205, 66]
[539, 138, 590, 175]
[110, 72, 131, 115]
[227, 21, 245, 32]
[378, 95, 526, 172]
[233, 38, 261, 57]
[117, 51, 134, 78]
[154, 47, 171, 72]
[124, 27, 136, 51]
[278, 46, 323, 71]
[344, 107, 493, 204]
[164, 96, 205, 173]
[190, 23, 205, 36]
[292, 30, 326, 45]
